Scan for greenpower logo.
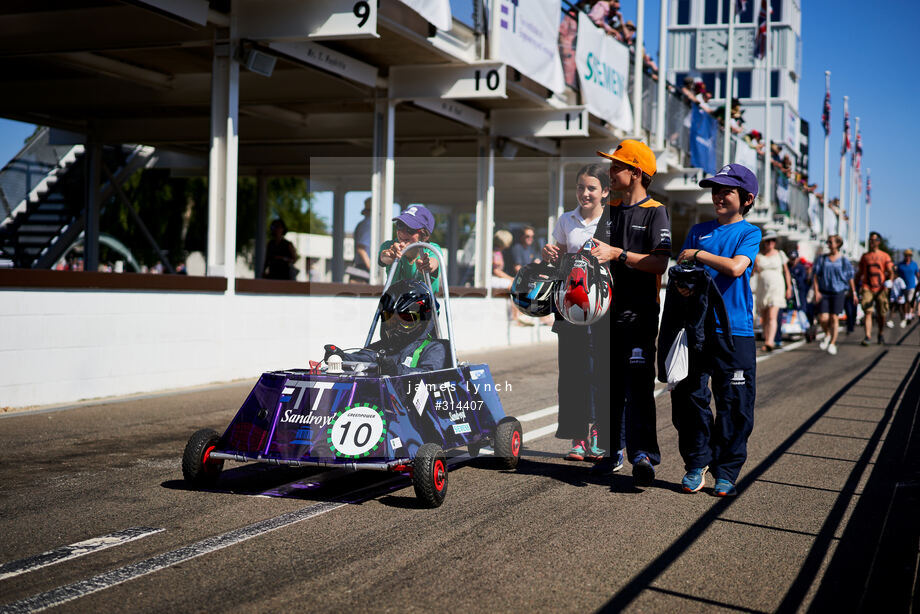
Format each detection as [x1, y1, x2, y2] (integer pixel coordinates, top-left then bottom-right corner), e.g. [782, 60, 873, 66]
[327, 404, 387, 459]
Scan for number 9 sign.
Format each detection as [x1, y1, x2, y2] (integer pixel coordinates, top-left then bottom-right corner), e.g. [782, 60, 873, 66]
[327, 405, 386, 458]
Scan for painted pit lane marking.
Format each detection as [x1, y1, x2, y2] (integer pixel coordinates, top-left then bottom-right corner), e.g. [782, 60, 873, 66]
[0, 504, 345, 614]
[0, 527, 164, 581]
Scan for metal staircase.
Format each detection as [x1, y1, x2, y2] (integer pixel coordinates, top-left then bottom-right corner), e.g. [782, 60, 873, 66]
[0, 129, 156, 268]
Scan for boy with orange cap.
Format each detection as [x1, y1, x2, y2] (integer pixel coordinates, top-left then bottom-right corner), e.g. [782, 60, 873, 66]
[590, 140, 671, 488]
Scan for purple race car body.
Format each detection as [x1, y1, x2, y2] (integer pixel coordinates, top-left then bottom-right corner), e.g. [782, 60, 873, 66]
[182, 242, 522, 507]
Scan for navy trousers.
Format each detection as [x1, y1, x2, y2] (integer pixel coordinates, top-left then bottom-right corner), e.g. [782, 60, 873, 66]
[596, 314, 661, 465]
[554, 320, 597, 440]
[670, 335, 756, 483]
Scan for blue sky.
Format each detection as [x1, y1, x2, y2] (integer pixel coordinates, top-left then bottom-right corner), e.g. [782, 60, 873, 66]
[4, 1, 919, 249]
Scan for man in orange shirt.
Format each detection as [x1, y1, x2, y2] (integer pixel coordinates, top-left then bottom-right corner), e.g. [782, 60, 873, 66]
[857, 231, 895, 345]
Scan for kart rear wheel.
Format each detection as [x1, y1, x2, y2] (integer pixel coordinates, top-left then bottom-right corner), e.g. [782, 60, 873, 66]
[413, 443, 448, 508]
[182, 428, 224, 486]
[494, 417, 523, 469]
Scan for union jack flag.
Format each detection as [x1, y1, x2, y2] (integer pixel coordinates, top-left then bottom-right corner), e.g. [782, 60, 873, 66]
[842, 108, 851, 155]
[754, 0, 769, 59]
[821, 86, 831, 134]
[854, 130, 863, 171]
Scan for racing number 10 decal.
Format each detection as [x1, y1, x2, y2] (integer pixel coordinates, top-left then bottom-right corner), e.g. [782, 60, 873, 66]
[328, 405, 386, 459]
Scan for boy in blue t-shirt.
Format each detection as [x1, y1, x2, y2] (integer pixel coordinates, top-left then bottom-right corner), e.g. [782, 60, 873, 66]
[672, 163, 762, 497]
[895, 249, 919, 324]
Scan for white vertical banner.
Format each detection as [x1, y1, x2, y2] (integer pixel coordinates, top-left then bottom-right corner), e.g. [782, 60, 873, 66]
[489, 0, 565, 94]
[397, 0, 452, 31]
[574, 13, 633, 132]
[808, 192, 821, 235]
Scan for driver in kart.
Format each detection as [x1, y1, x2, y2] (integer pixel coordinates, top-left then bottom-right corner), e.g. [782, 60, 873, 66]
[324, 279, 446, 376]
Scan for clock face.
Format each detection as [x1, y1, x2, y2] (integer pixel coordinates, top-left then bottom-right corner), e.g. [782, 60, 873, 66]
[698, 28, 757, 70]
[697, 29, 728, 69]
[732, 29, 755, 68]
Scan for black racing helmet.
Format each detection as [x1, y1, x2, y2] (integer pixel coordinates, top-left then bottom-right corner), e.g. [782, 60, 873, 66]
[379, 279, 436, 345]
[511, 262, 559, 317]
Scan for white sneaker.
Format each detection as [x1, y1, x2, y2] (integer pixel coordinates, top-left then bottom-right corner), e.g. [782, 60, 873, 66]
[886, 320, 895, 328]
[900, 319, 908, 328]
[827, 344, 838, 355]
[819, 337, 830, 350]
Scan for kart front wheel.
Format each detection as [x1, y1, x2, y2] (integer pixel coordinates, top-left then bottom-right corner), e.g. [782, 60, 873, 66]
[413, 443, 448, 508]
[182, 428, 224, 486]
[494, 417, 523, 469]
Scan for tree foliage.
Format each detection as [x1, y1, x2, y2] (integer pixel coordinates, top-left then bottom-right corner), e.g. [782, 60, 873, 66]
[99, 170, 327, 268]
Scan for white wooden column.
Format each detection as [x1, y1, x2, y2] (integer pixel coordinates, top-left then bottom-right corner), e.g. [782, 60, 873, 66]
[332, 186, 346, 281]
[207, 21, 239, 291]
[370, 95, 395, 285]
[474, 136, 495, 293]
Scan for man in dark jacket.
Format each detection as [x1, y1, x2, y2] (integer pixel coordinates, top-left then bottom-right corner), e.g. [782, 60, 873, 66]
[590, 140, 671, 488]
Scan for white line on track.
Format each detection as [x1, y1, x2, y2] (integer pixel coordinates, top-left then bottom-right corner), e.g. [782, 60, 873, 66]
[0, 504, 346, 614]
[517, 406, 558, 421]
[0, 528, 164, 582]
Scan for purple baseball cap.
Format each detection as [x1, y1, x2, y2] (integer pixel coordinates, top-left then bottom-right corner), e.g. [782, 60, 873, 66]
[699, 163, 759, 198]
[393, 205, 435, 234]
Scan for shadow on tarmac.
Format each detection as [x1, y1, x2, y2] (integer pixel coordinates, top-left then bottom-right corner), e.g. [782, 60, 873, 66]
[596, 349, 907, 612]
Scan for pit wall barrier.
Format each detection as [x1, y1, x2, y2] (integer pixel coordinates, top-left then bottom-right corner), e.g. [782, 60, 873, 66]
[0, 282, 553, 409]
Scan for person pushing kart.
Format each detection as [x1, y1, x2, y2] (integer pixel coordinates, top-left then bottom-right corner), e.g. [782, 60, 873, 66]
[324, 279, 446, 376]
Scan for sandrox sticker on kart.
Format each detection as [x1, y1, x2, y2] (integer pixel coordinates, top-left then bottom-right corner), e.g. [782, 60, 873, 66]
[327, 404, 387, 459]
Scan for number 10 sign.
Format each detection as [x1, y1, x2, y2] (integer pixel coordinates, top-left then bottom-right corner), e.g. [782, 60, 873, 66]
[328, 405, 387, 459]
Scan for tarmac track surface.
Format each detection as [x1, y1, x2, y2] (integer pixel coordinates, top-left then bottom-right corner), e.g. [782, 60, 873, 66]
[1, 323, 918, 613]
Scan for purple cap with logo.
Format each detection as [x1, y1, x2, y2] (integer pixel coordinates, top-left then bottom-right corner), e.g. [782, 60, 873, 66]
[393, 205, 435, 234]
[699, 163, 759, 198]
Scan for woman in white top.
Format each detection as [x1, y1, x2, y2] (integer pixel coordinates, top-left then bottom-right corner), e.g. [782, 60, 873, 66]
[542, 164, 610, 462]
[753, 231, 792, 352]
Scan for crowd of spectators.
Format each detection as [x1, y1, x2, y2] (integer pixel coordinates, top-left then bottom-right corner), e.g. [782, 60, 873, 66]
[560, 1, 659, 90]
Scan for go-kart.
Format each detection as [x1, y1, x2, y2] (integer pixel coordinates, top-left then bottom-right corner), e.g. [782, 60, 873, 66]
[182, 242, 522, 507]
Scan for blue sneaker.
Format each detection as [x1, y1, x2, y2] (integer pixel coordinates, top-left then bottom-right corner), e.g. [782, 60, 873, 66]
[632, 454, 655, 487]
[589, 449, 624, 476]
[713, 478, 737, 496]
[681, 466, 708, 493]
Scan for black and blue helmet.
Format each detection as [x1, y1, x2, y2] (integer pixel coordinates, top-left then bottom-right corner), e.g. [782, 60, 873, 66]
[510, 262, 559, 317]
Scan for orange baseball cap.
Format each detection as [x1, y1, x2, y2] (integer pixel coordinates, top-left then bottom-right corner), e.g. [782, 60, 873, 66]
[597, 139, 656, 176]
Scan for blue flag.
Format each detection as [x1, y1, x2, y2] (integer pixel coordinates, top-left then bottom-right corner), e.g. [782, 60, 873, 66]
[689, 104, 717, 174]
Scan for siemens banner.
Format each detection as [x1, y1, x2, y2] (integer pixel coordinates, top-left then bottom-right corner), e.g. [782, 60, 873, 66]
[489, 0, 565, 94]
[398, 0, 451, 31]
[575, 13, 632, 132]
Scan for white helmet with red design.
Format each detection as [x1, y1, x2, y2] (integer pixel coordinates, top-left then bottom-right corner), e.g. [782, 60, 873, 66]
[554, 240, 612, 325]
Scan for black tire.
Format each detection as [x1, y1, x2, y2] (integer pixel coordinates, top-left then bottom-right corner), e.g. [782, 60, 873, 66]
[182, 428, 224, 486]
[494, 417, 523, 469]
[413, 443, 448, 508]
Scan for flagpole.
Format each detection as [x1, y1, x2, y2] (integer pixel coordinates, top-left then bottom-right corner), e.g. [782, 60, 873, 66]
[632, 0, 645, 136]
[865, 168, 871, 245]
[822, 71, 830, 239]
[722, 0, 737, 165]
[850, 117, 859, 251]
[838, 95, 848, 246]
[653, 0, 667, 149]
[763, 0, 772, 215]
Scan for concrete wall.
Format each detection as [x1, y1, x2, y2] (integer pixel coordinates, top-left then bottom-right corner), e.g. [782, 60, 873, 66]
[0, 290, 553, 409]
